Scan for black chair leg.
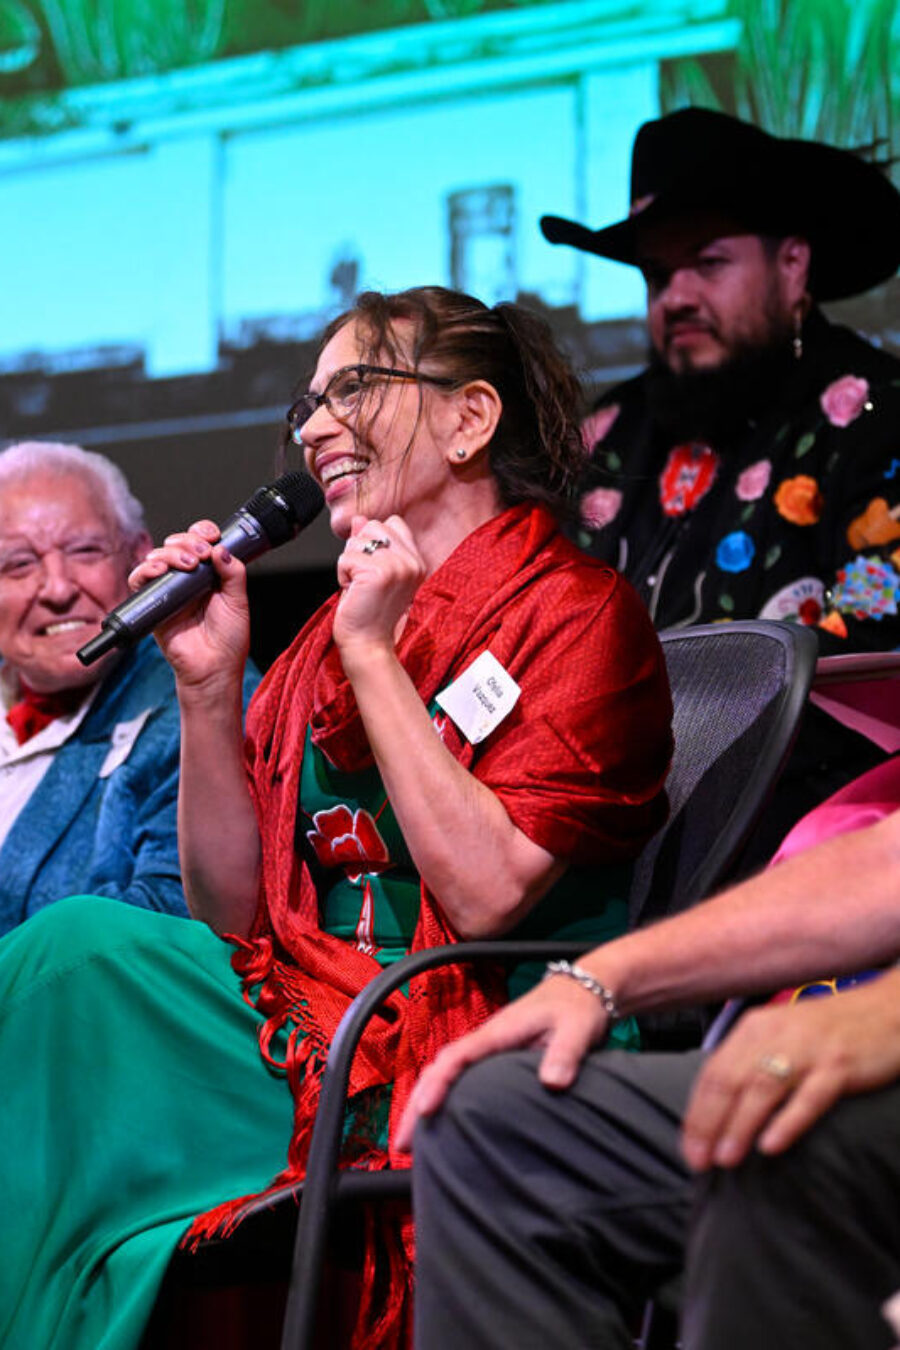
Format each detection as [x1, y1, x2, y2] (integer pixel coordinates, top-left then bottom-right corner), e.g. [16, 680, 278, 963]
[637, 1297, 681, 1350]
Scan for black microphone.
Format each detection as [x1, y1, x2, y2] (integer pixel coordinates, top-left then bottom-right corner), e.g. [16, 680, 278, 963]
[77, 471, 325, 666]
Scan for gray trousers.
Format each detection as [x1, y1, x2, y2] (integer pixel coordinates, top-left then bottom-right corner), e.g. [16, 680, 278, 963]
[685, 1078, 900, 1350]
[412, 1048, 700, 1349]
[413, 1049, 900, 1350]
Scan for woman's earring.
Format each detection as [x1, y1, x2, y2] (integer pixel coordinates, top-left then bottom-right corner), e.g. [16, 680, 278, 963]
[792, 308, 804, 362]
[291, 427, 304, 446]
[455, 447, 467, 460]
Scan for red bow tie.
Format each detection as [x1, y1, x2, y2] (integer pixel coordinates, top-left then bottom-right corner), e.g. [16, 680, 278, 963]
[6, 683, 86, 746]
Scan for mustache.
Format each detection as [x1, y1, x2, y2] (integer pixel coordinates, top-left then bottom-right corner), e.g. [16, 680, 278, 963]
[662, 309, 718, 340]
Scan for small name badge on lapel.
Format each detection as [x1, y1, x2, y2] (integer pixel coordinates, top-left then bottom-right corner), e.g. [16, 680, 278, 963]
[99, 709, 153, 779]
[435, 651, 520, 745]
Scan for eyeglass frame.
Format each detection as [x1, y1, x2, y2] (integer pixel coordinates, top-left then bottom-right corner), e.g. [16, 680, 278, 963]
[286, 364, 458, 442]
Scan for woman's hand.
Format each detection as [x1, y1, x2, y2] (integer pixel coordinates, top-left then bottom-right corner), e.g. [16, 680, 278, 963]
[128, 520, 250, 691]
[333, 514, 426, 667]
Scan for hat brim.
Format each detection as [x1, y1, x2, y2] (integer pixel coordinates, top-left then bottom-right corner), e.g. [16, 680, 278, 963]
[540, 139, 900, 301]
[540, 205, 666, 269]
[540, 212, 640, 265]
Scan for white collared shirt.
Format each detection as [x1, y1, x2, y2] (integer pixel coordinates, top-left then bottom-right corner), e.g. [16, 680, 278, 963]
[0, 669, 99, 854]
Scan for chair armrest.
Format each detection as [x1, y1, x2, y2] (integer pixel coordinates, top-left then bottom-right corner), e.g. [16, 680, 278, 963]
[281, 938, 592, 1349]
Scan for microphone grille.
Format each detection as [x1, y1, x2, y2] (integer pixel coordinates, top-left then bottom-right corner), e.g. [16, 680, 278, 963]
[246, 472, 325, 545]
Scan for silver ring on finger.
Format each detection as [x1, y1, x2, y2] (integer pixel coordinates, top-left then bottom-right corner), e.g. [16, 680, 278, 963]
[757, 1052, 793, 1082]
[362, 537, 391, 555]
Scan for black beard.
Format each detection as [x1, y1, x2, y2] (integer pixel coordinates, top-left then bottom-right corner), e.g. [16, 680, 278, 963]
[644, 336, 798, 447]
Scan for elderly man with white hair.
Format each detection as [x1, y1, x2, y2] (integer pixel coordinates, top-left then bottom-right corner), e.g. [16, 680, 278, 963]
[0, 440, 258, 933]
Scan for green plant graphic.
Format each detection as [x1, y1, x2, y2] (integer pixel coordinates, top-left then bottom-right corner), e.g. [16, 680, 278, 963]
[35, 0, 226, 82]
[663, 0, 896, 151]
[0, 0, 40, 72]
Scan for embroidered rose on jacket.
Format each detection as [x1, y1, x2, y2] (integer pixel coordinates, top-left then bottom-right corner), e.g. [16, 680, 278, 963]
[715, 531, 755, 574]
[736, 459, 772, 502]
[847, 497, 900, 551]
[659, 444, 719, 517]
[306, 804, 390, 873]
[820, 375, 871, 428]
[581, 403, 621, 453]
[581, 486, 624, 529]
[774, 475, 824, 526]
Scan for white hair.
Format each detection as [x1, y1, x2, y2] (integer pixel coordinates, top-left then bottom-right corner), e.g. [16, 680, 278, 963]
[0, 441, 148, 543]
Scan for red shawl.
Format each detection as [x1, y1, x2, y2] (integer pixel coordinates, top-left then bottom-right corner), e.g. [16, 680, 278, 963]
[185, 503, 671, 1343]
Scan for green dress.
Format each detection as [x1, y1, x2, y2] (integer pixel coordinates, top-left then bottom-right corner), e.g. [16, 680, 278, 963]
[0, 737, 634, 1350]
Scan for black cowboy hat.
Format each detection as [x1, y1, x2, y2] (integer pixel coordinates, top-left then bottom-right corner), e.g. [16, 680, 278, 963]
[540, 107, 900, 301]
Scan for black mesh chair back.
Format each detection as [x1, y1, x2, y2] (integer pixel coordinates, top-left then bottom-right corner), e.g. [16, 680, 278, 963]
[631, 620, 818, 927]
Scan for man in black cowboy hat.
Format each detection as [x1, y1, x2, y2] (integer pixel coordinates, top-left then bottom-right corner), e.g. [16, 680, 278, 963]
[399, 115, 900, 1350]
[546, 107, 900, 855]
[541, 106, 900, 643]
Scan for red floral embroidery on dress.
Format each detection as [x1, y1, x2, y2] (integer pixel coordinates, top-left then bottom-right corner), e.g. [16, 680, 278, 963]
[355, 879, 378, 955]
[306, 804, 390, 873]
[432, 712, 451, 743]
[659, 444, 719, 517]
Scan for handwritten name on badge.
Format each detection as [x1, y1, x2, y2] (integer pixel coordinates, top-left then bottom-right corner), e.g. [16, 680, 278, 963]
[435, 651, 521, 745]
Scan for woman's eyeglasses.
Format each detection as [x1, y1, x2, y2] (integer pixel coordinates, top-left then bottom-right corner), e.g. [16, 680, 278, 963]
[286, 364, 456, 443]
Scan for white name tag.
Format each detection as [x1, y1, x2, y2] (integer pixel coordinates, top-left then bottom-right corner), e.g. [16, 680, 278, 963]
[99, 709, 153, 779]
[435, 651, 520, 745]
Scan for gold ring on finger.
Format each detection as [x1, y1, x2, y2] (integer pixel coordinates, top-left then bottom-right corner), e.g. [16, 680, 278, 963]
[757, 1052, 793, 1081]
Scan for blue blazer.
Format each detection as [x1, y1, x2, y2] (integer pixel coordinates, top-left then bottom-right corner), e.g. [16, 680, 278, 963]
[0, 638, 259, 935]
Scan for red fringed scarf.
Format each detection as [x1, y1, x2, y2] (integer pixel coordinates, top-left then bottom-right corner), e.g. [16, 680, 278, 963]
[183, 507, 567, 1342]
[183, 504, 671, 1339]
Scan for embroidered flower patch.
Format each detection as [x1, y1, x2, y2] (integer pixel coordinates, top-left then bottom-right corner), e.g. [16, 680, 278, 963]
[831, 555, 900, 621]
[355, 880, 378, 955]
[818, 609, 848, 638]
[581, 403, 621, 452]
[735, 459, 772, 501]
[847, 497, 900, 551]
[581, 486, 624, 529]
[797, 597, 822, 625]
[307, 804, 390, 873]
[759, 577, 825, 624]
[659, 443, 718, 517]
[820, 375, 871, 428]
[715, 531, 755, 573]
[774, 475, 824, 526]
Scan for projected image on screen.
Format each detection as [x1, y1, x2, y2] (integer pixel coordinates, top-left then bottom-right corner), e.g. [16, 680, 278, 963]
[0, 0, 895, 593]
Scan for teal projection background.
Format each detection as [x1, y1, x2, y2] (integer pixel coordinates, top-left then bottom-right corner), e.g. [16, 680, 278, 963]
[0, 0, 896, 640]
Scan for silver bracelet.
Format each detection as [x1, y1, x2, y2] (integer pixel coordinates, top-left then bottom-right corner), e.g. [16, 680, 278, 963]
[543, 960, 620, 1020]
